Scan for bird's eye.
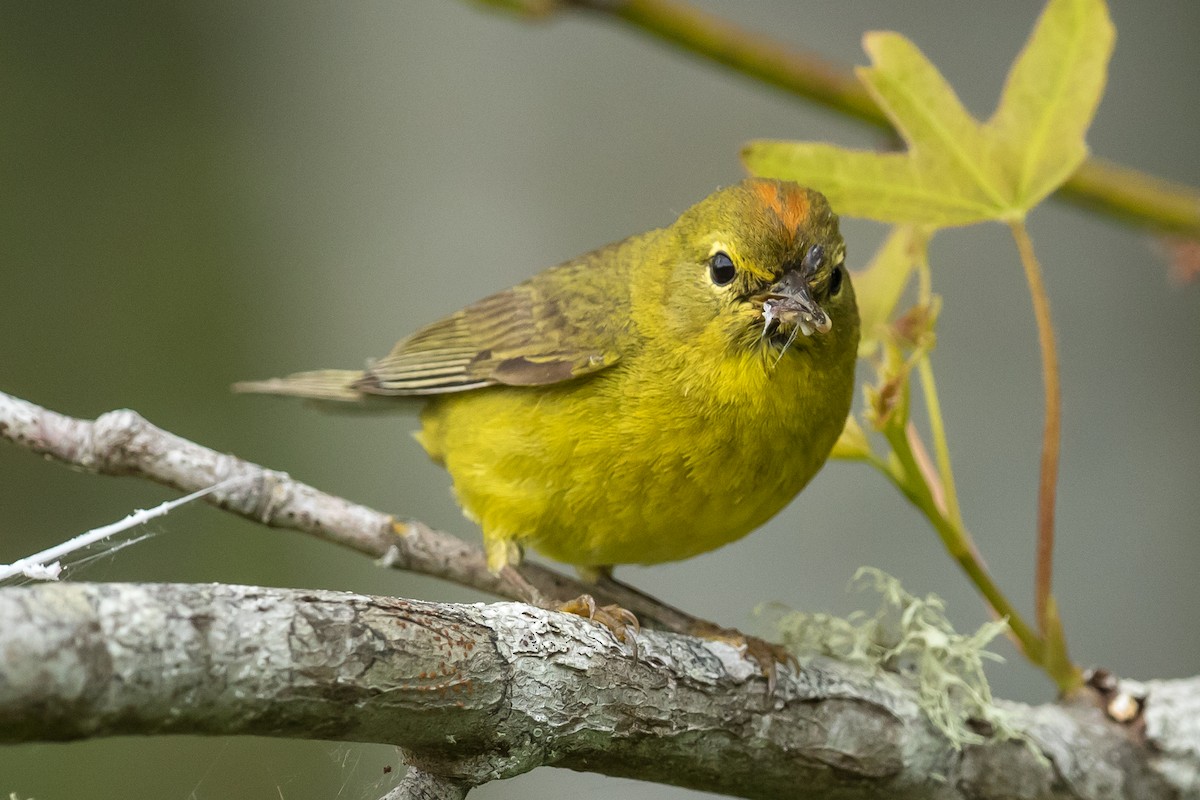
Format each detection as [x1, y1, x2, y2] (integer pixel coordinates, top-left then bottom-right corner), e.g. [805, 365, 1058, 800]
[709, 251, 736, 286]
[829, 264, 844, 297]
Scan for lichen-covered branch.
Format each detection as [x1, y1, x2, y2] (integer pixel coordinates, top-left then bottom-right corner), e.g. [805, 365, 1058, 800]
[2, 391, 1197, 795]
[0, 581, 1194, 799]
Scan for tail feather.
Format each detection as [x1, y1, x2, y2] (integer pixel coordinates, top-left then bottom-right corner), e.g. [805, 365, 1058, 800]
[233, 369, 372, 403]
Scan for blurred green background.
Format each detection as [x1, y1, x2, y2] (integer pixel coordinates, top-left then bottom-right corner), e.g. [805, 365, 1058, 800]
[2, 2, 1198, 798]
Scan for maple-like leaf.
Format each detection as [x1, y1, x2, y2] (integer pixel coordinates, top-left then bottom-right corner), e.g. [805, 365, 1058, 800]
[743, 0, 1114, 226]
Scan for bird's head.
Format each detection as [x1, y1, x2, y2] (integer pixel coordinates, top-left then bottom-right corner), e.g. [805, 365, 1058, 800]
[656, 178, 858, 362]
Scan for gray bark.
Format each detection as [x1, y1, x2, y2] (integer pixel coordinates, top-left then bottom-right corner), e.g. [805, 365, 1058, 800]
[383, 768, 470, 800]
[1, 581, 1194, 799]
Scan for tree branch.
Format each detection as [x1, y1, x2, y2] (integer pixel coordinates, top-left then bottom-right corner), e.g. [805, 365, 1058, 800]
[385, 767, 470, 800]
[0, 390, 695, 633]
[2, 390, 1197, 795]
[1, 581, 1194, 799]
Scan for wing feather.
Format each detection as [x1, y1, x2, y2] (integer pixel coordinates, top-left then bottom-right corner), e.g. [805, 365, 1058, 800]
[356, 239, 638, 396]
[236, 238, 643, 402]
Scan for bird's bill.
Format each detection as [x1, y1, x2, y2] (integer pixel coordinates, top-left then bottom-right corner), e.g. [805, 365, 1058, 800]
[756, 272, 831, 339]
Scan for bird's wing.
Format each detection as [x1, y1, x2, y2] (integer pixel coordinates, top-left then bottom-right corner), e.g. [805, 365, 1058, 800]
[234, 239, 642, 403]
[359, 242, 633, 396]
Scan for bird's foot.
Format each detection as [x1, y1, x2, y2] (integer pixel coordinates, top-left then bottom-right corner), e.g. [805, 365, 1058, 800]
[556, 594, 640, 657]
[689, 620, 797, 696]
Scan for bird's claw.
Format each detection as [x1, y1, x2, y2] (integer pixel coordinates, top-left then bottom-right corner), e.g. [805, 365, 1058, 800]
[556, 594, 640, 658]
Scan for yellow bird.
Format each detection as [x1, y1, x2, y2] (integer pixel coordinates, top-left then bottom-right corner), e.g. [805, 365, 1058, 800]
[238, 179, 859, 586]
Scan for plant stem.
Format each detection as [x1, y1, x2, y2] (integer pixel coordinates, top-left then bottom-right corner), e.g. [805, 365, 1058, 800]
[916, 357, 963, 528]
[571, 0, 1200, 237]
[1008, 219, 1062, 641]
[876, 426, 1042, 661]
[906, 421, 945, 516]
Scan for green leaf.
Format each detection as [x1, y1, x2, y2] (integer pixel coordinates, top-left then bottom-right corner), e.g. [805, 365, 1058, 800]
[744, 144, 998, 226]
[743, 0, 1114, 226]
[857, 33, 1007, 213]
[988, 0, 1115, 209]
[853, 226, 925, 356]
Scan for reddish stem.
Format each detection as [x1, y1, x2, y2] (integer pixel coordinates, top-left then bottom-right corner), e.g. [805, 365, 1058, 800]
[1009, 220, 1062, 636]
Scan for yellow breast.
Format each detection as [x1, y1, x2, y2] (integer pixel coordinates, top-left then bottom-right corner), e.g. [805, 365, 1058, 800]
[417, 331, 853, 572]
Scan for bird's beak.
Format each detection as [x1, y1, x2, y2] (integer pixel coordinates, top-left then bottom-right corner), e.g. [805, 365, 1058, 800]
[758, 268, 832, 338]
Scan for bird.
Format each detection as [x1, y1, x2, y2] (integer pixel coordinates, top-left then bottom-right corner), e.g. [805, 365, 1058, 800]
[237, 178, 859, 656]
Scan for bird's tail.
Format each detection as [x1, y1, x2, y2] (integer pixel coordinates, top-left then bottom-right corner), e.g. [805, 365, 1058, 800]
[233, 369, 406, 412]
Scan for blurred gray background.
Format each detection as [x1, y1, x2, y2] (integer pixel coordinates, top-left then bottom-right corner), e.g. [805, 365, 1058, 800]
[2, 2, 1197, 798]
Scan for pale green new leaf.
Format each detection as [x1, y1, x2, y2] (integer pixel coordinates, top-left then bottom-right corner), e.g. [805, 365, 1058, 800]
[988, 0, 1115, 208]
[743, 0, 1114, 227]
[745, 143, 998, 226]
[856, 33, 1007, 215]
[853, 226, 925, 356]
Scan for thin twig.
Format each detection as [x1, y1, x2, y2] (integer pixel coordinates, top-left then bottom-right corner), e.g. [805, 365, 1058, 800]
[582, 0, 880, 125]
[0, 480, 237, 583]
[0, 391, 538, 602]
[0, 390, 737, 638]
[566, 0, 1200, 237]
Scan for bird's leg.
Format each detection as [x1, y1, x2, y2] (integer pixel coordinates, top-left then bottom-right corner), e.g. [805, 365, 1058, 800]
[485, 536, 523, 576]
